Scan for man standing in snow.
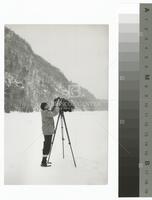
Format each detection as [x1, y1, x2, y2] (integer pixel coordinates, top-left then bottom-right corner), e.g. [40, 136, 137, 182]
[40, 100, 61, 167]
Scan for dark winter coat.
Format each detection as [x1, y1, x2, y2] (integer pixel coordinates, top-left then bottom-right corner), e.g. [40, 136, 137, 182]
[41, 107, 59, 135]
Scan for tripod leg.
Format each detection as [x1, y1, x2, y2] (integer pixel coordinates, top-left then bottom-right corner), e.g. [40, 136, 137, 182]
[47, 113, 60, 163]
[61, 115, 65, 159]
[62, 113, 77, 167]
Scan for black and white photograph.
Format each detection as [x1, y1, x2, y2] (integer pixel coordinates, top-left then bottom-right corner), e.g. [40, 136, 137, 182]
[4, 25, 108, 185]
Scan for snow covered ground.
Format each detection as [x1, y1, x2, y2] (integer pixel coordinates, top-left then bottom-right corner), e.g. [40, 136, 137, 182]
[4, 111, 108, 185]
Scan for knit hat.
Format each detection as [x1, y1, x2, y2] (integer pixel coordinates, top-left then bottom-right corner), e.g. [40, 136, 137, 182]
[40, 102, 47, 110]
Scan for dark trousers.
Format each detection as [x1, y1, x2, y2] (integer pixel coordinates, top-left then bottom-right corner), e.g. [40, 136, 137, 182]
[43, 135, 52, 155]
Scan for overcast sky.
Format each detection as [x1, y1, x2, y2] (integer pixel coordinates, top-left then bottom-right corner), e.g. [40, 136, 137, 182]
[7, 25, 108, 99]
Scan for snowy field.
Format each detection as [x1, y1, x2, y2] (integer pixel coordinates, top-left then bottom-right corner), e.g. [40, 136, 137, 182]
[4, 111, 108, 185]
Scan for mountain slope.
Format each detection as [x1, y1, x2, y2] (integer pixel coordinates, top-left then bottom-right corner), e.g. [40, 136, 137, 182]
[5, 27, 108, 113]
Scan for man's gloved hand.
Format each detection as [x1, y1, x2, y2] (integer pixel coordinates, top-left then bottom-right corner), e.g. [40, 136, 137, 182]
[56, 99, 62, 107]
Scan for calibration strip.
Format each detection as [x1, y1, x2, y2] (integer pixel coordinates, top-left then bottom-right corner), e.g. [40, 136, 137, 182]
[119, 4, 152, 197]
[140, 3, 152, 197]
[119, 13, 139, 197]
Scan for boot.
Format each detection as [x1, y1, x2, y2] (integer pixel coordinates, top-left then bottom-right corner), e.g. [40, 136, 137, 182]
[41, 156, 51, 167]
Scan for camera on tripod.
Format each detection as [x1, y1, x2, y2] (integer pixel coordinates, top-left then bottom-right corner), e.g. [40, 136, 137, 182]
[48, 97, 77, 167]
[54, 97, 75, 112]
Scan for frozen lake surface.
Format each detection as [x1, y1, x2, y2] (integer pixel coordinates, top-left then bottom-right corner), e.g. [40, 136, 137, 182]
[5, 111, 108, 185]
